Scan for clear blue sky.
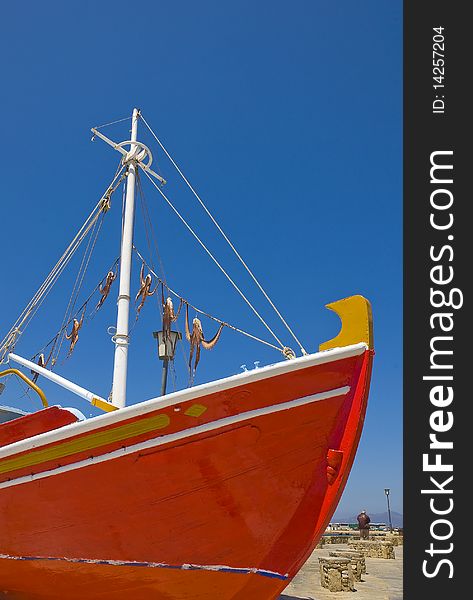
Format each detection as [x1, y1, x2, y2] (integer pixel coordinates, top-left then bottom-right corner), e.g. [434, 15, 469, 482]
[0, 1, 402, 515]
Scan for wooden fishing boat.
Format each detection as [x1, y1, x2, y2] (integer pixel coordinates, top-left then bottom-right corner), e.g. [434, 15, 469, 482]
[0, 109, 373, 599]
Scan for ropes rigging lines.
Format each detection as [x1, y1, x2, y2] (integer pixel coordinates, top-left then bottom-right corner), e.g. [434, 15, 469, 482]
[93, 115, 131, 130]
[31, 256, 120, 365]
[0, 165, 126, 363]
[140, 114, 307, 356]
[51, 212, 106, 365]
[135, 173, 191, 381]
[1, 111, 308, 387]
[133, 247, 282, 354]
[140, 169, 290, 355]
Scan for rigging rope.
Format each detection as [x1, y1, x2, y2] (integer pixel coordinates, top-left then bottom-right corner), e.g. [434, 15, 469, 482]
[140, 114, 307, 356]
[93, 116, 131, 130]
[141, 170, 288, 352]
[136, 173, 191, 376]
[31, 256, 120, 364]
[53, 211, 105, 364]
[9, 370, 32, 402]
[136, 172, 168, 302]
[0, 165, 125, 362]
[133, 247, 282, 353]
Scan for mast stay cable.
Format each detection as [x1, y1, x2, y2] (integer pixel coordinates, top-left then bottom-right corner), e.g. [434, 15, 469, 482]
[141, 170, 291, 355]
[31, 256, 121, 364]
[135, 173, 191, 383]
[0, 164, 126, 362]
[133, 247, 282, 353]
[140, 114, 307, 356]
[93, 115, 131, 130]
[52, 211, 106, 365]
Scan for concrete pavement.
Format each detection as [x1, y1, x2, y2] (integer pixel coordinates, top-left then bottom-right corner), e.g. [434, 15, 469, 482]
[279, 545, 403, 600]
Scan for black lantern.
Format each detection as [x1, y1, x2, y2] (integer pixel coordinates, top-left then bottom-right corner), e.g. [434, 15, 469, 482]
[153, 330, 182, 361]
[153, 330, 182, 396]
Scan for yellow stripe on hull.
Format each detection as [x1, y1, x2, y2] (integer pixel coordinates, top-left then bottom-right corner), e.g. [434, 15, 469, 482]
[0, 413, 170, 476]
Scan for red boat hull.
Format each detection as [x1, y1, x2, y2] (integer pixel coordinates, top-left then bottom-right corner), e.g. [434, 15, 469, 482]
[0, 343, 373, 599]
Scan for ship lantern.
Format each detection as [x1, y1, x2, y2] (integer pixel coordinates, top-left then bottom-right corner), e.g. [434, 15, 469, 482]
[153, 330, 182, 361]
[153, 330, 182, 397]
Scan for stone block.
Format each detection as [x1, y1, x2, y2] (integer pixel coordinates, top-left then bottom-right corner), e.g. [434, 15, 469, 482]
[322, 535, 356, 544]
[329, 550, 366, 580]
[385, 534, 403, 546]
[331, 549, 367, 572]
[348, 540, 395, 559]
[319, 556, 355, 592]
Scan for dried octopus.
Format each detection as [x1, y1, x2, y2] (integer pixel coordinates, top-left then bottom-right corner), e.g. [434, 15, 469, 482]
[96, 270, 117, 310]
[135, 264, 157, 315]
[65, 309, 85, 357]
[31, 353, 46, 384]
[185, 303, 224, 378]
[161, 285, 183, 342]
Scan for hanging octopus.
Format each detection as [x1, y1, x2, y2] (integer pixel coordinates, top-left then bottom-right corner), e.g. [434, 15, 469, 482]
[31, 353, 45, 384]
[161, 284, 183, 342]
[96, 270, 117, 310]
[185, 303, 224, 378]
[65, 309, 85, 357]
[135, 264, 157, 316]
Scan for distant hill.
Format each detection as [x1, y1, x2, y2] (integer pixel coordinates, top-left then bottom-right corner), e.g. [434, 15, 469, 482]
[332, 510, 403, 528]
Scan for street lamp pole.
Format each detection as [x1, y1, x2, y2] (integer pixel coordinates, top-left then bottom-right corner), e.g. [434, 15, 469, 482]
[384, 488, 393, 532]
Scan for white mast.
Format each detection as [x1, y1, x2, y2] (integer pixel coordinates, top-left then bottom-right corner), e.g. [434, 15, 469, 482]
[111, 108, 139, 408]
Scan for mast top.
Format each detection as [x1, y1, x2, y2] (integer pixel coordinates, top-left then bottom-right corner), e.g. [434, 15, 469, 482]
[91, 112, 166, 185]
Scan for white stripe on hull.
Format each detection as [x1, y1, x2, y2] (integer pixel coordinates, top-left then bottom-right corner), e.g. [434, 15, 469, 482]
[0, 342, 366, 460]
[0, 385, 349, 490]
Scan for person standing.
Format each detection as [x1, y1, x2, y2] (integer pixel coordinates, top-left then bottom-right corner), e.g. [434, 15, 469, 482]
[357, 510, 371, 539]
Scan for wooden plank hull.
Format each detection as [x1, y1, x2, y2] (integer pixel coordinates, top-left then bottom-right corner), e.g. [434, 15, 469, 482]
[0, 343, 373, 599]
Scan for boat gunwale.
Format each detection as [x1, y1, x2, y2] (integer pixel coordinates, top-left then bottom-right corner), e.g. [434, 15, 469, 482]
[0, 342, 367, 460]
[0, 384, 351, 488]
